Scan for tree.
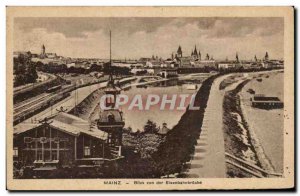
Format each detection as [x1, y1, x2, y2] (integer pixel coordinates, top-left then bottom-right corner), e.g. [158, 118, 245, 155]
[13, 53, 38, 87]
[144, 120, 159, 134]
[25, 62, 38, 83]
[123, 126, 133, 134]
[90, 63, 103, 72]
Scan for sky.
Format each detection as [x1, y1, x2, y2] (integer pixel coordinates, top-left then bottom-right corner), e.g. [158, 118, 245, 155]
[13, 17, 284, 60]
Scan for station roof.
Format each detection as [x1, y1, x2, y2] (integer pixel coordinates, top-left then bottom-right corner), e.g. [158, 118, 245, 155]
[14, 113, 108, 140]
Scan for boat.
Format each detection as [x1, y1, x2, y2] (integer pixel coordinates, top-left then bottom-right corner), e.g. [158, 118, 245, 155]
[186, 84, 198, 90]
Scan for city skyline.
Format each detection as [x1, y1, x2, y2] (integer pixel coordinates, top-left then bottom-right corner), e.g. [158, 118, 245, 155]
[14, 17, 284, 60]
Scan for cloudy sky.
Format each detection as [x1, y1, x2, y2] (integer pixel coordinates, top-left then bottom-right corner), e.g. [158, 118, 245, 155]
[13, 17, 283, 60]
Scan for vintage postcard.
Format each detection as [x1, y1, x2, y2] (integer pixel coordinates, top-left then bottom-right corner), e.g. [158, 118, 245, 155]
[6, 6, 294, 190]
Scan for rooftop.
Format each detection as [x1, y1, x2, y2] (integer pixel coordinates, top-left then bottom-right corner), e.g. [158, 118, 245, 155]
[14, 113, 108, 140]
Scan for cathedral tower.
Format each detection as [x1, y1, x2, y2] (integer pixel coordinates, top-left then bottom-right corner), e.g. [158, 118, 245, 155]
[177, 45, 182, 58]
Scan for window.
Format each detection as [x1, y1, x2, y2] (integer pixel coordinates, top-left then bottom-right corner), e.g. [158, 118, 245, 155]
[52, 151, 58, 160]
[84, 146, 91, 156]
[37, 152, 43, 160]
[106, 96, 115, 104]
[13, 147, 18, 157]
[108, 114, 115, 123]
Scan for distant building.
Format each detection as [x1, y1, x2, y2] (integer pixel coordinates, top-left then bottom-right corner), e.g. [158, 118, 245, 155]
[163, 58, 179, 68]
[139, 57, 152, 65]
[194, 60, 216, 68]
[66, 62, 76, 68]
[159, 68, 178, 78]
[39, 44, 58, 59]
[46, 53, 57, 59]
[217, 62, 236, 69]
[217, 60, 241, 69]
[178, 56, 191, 67]
[174, 45, 216, 68]
[145, 59, 162, 68]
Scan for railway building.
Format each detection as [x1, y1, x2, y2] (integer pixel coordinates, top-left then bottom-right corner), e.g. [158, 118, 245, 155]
[13, 110, 124, 172]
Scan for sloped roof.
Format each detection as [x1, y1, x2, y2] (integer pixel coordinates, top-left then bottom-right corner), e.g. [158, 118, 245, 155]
[14, 113, 108, 140]
[54, 112, 87, 126]
[105, 86, 121, 92]
[14, 123, 41, 135]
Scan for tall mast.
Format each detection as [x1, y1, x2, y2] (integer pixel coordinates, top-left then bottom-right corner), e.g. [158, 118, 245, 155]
[110, 30, 112, 66]
[108, 30, 114, 84]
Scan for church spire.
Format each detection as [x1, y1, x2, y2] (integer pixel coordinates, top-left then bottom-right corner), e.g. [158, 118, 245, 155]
[194, 45, 198, 56]
[236, 52, 239, 63]
[265, 52, 269, 61]
[177, 45, 182, 57]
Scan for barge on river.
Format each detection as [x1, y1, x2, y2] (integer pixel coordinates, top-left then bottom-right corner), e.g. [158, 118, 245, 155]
[250, 94, 283, 109]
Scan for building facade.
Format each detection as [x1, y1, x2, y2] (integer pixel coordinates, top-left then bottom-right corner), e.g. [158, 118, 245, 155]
[13, 112, 121, 171]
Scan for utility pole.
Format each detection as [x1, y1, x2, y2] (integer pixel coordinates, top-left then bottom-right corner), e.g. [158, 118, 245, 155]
[50, 100, 53, 116]
[74, 82, 77, 115]
[109, 30, 111, 65]
[109, 30, 113, 82]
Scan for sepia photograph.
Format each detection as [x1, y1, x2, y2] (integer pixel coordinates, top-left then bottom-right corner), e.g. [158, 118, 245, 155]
[6, 6, 294, 190]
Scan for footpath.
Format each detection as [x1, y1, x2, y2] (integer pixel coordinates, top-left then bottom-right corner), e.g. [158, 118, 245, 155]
[185, 75, 230, 178]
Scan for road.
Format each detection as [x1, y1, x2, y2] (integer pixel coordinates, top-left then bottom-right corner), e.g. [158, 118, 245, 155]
[13, 72, 56, 94]
[184, 74, 248, 178]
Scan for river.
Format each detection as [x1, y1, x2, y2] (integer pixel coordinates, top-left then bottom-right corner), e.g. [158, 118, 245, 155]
[121, 74, 210, 132]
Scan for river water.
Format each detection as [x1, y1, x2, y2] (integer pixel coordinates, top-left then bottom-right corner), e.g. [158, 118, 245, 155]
[120, 75, 209, 132]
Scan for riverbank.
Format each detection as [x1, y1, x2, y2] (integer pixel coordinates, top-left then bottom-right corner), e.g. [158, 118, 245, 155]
[223, 70, 284, 177]
[69, 88, 105, 120]
[239, 71, 284, 174]
[223, 80, 262, 177]
[69, 77, 136, 121]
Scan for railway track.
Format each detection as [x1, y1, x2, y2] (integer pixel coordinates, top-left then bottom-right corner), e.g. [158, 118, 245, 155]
[13, 76, 129, 125]
[13, 72, 56, 96]
[14, 93, 50, 110]
[14, 93, 57, 116]
[13, 89, 71, 125]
